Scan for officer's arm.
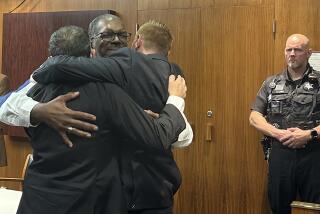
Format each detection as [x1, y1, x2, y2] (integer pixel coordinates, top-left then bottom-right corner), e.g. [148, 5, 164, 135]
[249, 111, 285, 139]
[250, 78, 290, 141]
[249, 111, 294, 143]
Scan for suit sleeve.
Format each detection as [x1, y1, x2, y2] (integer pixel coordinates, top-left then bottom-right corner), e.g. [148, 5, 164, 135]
[104, 84, 186, 150]
[166, 96, 193, 148]
[32, 49, 133, 87]
[171, 63, 184, 77]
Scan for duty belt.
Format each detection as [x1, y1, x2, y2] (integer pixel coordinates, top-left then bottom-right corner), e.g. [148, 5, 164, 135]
[270, 138, 320, 150]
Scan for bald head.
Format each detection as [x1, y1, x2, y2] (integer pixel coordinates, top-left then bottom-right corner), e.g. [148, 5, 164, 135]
[286, 34, 310, 50]
[284, 33, 312, 72]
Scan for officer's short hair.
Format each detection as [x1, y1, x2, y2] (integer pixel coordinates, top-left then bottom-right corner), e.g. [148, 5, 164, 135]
[49, 25, 90, 57]
[137, 20, 173, 56]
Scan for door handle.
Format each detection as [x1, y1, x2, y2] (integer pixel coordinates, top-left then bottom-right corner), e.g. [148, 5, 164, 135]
[205, 123, 214, 142]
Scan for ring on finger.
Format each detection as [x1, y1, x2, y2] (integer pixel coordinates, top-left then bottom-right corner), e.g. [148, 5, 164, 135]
[67, 126, 73, 132]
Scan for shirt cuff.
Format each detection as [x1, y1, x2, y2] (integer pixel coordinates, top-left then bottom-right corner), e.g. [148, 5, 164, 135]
[166, 95, 185, 112]
[21, 99, 39, 127]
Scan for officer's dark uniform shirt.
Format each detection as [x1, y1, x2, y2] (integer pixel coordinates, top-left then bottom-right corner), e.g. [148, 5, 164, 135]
[17, 80, 185, 214]
[33, 48, 185, 210]
[252, 65, 320, 130]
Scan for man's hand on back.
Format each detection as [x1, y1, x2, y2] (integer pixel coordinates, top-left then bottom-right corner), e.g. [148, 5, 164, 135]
[30, 92, 98, 147]
[168, 75, 187, 98]
[144, 75, 187, 119]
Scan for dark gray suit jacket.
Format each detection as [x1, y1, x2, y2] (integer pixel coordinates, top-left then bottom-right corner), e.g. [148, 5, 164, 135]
[17, 80, 185, 214]
[33, 47, 185, 210]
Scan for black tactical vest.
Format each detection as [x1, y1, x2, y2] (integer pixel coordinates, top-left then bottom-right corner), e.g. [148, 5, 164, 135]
[266, 67, 320, 130]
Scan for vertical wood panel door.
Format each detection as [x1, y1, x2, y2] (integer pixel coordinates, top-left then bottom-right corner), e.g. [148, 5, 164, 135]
[199, 6, 274, 214]
[274, 0, 320, 72]
[138, 4, 275, 214]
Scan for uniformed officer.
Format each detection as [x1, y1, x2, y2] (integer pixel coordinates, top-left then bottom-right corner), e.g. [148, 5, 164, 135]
[249, 34, 320, 214]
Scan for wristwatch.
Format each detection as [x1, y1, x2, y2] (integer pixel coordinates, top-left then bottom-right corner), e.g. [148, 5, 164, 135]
[310, 129, 318, 142]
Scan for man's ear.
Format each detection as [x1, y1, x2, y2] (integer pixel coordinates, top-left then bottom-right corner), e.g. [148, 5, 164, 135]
[307, 48, 312, 58]
[90, 49, 97, 58]
[132, 34, 143, 50]
[137, 35, 143, 48]
[131, 38, 137, 49]
[167, 40, 173, 56]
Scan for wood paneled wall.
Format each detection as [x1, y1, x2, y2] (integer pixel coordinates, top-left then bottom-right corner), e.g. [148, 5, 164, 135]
[274, 0, 320, 71]
[1, 0, 320, 213]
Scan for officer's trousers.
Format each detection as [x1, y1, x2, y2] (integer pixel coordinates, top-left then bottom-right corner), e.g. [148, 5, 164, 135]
[268, 142, 320, 214]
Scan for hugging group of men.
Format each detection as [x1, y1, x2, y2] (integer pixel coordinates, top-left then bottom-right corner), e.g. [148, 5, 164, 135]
[0, 14, 193, 214]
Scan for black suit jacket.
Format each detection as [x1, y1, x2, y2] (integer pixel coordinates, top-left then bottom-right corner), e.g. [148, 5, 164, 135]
[17, 81, 185, 214]
[33, 47, 185, 209]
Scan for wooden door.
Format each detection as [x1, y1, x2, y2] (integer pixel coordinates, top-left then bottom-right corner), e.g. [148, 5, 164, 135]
[196, 5, 274, 214]
[274, 0, 320, 71]
[138, 2, 274, 213]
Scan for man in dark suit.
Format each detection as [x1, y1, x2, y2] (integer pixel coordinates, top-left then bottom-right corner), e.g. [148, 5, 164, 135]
[17, 25, 187, 214]
[33, 16, 192, 214]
